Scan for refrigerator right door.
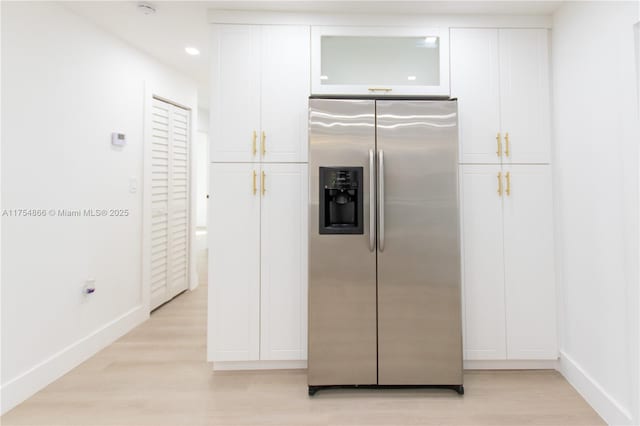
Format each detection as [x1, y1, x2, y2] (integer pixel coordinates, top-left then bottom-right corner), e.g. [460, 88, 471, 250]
[376, 100, 463, 385]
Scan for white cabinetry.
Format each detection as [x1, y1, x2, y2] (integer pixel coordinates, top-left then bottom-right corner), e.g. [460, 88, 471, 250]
[460, 165, 556, 361]
[210, 26, 260, 163]
[261, 26, 310, 163]
[451, 28, 550, 164]
[460, 165, 506, 360]
[450, 29, 501, 165]
[454, 27, 556, 363]
[259, 164, 308, 360]
[502, 165, 556, 359]
[209, 163, 260, 361]
[211, 24, 310, 163]
[208, 163, 308, 363]
[311, 26, 450, 96]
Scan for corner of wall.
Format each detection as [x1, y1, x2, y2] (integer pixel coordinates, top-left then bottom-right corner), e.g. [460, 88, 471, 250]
[559, 351, 635, 425]
[0, 305, 147, 415]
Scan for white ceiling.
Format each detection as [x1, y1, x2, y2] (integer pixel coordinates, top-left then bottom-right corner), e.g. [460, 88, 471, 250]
[204, 1, 563, 14]
[63, 1, 564, 110]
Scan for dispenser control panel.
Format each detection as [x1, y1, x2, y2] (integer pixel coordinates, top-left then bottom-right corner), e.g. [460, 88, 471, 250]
[325, 170, 359, 190]
[318, 167, 363, 235]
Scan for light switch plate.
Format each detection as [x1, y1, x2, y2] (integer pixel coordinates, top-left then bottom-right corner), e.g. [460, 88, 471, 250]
[129, 177, 138, 193]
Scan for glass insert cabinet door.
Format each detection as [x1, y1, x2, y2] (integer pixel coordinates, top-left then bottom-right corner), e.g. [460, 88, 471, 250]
[311, 27, 450, 96]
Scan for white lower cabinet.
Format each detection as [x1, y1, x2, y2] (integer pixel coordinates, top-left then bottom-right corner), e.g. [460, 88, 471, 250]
[260, 164, 308, 360]
[502, 165, 557, 359]
[461, 165, 507, 360]
[209, 163, 261, 361]
[461, 164, 557, 361]
[208, 163, 308, 363]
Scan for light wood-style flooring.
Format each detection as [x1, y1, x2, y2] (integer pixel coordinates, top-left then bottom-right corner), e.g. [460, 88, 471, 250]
[2, 250, 604, 425]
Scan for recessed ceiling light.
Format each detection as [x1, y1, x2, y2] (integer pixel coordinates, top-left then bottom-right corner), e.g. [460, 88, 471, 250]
[185, 47, 200, 56]
[320, 75, 329, 80]
[425, 36, 438, 44]
[407, 76, 417, 81]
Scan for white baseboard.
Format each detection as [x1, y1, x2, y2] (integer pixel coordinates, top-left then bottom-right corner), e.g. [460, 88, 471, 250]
[0, 305, 147, 415]
[559, 351, 634, 425]
[213, 359, 559, 372]
[213, 360, 307, 371]
[213, 360, 558, 371]
[464, 359, 559, 370]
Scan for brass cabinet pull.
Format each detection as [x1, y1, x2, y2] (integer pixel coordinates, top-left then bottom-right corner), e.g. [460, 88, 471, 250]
[496, 133, 502, 157]
[505, 132, 510, 158]
[252, 131, 257, 156]
[506, 171, 511, 196]
[497, 172, 503, 196]
[261, 171, 266, 196]
[368, 87, 392, 92]
[261, 131, 266, 156]
[252, 170, 257, 195]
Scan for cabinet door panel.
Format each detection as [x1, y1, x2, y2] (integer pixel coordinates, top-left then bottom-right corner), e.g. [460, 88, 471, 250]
[499, 29, 551, 164]
[210, 25, 260, 162]
[451, 29, 501, 164]
[208, 163, 260, 361]
[460, 165, 507, 360]
[261, 26, 310, 163]
[260, 164, 308, 360]
[503, 165, 557, 359]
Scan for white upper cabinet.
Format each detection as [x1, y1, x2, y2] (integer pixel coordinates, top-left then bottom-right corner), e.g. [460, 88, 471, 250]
[312, 27, 450, 96]
[451, 29, 502, 165]
[261, 26, 310, 163]
[211, 24, 310, 163]
[210, 25, 261, 163]
[451, 28, 550, 164]
[499, 30, 551, 165]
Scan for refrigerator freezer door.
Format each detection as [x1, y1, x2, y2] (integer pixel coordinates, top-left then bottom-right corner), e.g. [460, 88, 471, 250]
[308, 99, 378, 386]
[376, 100, 463, 385]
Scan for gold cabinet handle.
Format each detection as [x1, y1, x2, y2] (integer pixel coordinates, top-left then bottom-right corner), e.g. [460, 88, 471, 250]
[368, 87, 392, 92]
[496, 133, 502, 157]
[252, 131, 257, 156]
[497, 172, 503, 196]
[261, 171, 266, 196]
[252, 170, 257, 195]
[505, 171, 511, 196]
[261, 131, 266, 156]
[505, 132, 510, 158]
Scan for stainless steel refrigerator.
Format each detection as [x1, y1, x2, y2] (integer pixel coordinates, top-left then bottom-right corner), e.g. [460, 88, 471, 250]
[308, 98, 463, 396]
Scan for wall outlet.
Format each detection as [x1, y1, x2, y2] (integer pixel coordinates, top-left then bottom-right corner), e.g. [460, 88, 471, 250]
[83, 279, 96, 296]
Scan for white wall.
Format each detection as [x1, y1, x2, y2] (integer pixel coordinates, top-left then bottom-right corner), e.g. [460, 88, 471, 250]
[195, 107, 208, 229]
[195, 131, 209, 229]
[552, 2, 640, 424]
[1, 2, 197, 414]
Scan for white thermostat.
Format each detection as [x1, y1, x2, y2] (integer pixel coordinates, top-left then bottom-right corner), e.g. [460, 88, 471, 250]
[111, 132, 127, 146]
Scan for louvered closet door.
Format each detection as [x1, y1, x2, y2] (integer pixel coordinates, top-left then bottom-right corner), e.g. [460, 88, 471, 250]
[151, 98, 191, 309]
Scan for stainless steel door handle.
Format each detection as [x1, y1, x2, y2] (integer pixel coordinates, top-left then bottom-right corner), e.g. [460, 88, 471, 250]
[369, 149, 375, 252]
[378, 150, 385, 252]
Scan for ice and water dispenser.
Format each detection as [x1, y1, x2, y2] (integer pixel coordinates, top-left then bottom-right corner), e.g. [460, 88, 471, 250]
[318, 167, 364, 235]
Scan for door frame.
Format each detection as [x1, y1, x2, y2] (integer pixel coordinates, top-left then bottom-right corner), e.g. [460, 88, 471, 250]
[142, 82, 198, 313]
